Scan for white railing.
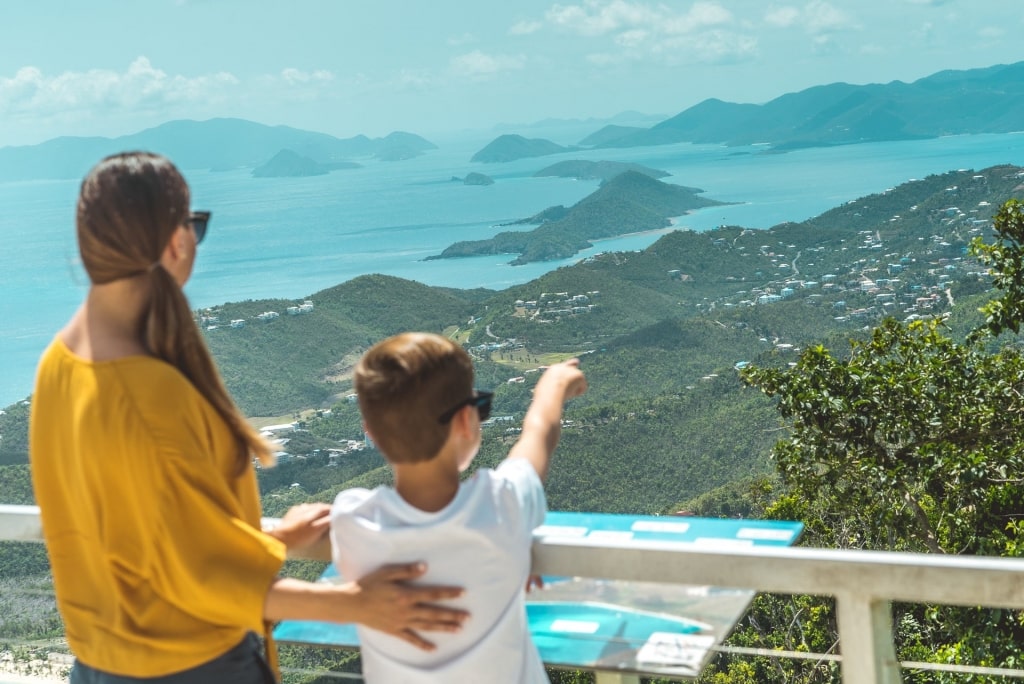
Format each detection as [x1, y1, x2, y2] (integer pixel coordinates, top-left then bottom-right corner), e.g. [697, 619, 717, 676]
[6, 504, 1024, 683]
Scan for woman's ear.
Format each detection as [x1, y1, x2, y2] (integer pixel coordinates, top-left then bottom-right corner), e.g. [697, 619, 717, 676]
[158, 224, 196, 286]
[159, 224, 189, 264]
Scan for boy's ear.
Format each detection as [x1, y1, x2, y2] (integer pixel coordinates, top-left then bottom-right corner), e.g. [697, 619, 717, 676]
[452, 404, 475, 439]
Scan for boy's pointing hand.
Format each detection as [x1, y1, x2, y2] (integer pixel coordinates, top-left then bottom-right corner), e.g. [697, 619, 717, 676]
[540, 358, 588, 400]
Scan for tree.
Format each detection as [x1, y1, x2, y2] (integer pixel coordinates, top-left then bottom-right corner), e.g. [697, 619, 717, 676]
[734, 198, 1024, 677]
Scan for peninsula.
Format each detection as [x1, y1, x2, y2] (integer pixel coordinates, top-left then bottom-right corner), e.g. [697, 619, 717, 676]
[428, 170, 728, 265]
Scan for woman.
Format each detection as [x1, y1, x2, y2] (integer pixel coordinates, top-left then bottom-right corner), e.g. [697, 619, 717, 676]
[29, 152, 466, 683]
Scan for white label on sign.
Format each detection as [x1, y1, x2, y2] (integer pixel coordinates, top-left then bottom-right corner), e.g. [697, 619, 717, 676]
[588, 530, 634, 541]
[636, 632, 715, 669]
[691, 537, 754, 548]
[736, 527, 796, 541]
[550, 619, 601, 634]
[631, 520, 691, 534]
[533, 525, 588, 537]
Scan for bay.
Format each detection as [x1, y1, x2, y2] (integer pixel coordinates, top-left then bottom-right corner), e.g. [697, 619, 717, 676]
[3, 131, 1024, 406]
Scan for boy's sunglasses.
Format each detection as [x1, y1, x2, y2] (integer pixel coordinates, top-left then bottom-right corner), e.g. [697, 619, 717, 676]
[187, 210, 211, 245]
[438, 390, 494, 424]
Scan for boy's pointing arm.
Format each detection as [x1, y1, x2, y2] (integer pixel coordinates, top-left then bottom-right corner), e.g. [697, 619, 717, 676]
[506, 359, 587, 482]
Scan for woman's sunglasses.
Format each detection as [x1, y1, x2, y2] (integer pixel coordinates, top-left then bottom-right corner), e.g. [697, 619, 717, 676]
[188, 211, 211, 245]
[438, 390, 494, 424]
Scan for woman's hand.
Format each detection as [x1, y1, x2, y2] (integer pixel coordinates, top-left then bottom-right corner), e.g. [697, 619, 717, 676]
[266, 564, 467, 651]
[343, 562, 468, 650]
[265, 502, 331, 551]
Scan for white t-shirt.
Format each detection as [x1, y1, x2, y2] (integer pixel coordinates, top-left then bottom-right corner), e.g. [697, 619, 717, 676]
[330, 458, 549, 684]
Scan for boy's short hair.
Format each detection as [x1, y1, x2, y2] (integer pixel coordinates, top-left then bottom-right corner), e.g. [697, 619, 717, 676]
[355, 332, 474, 464]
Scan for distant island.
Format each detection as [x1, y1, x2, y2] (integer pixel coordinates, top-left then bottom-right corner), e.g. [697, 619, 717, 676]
[374, 131, 439, 161]
[533, 160, 669, 182]
[577, 125, 649, 147]
[428, 171, 729, 265]
[462, 172, 495, 186]
[581, 60, 1024, 151]
[470, 134, 572, 163]
[0, 119, 437, 182]
[253, 149, 330, 177]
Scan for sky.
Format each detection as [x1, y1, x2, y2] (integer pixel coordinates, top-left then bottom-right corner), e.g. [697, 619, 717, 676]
[1, 0, 1022, 148]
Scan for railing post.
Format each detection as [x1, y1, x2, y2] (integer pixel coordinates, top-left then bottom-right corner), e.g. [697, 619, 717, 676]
[836, 594, 902, 684]
[594, 673, 640, 684]
[0, 504, 42, 542]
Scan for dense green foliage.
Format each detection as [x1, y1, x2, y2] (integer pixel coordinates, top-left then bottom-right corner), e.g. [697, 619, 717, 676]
[727, 198, 1024, 679]
[0, 401, 30, 464]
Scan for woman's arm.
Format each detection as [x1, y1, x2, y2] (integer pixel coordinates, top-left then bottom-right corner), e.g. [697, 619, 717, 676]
[263, 502, 331, 551]
[264, 562, 468, 650]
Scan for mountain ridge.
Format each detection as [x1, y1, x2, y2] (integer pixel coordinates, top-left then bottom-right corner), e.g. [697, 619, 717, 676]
[586, 61, 1024, 150]
[0, 118, 436, 181]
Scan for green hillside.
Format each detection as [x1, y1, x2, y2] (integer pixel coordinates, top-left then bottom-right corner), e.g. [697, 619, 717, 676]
[3, 164, 1020, 525]
[5, 163, 1021, 454]
[202, 274, 482, 415]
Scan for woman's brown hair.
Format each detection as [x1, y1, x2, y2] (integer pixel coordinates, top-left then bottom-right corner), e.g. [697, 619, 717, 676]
[77, 151, 273, 471]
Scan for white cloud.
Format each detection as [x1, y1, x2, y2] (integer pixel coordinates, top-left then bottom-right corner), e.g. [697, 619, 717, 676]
[0, 57, 239, 121]
[546, 0, 659, 37]
[539, 1, 752, 65]
[803, 1, 856, 34]
[447, 33, 478, 46]
[586, 52, 621, 66]
[509, 20, 543, 35]
[389, 69, 436, 92]
[690, 31, 759, 64]
[811, 33, 839, 55]
[912, 21, 936, 44]
[280, 68, 334, 85]
[450, 51, 527, 79]
[978, 26, 1005, 40]
[547, 0, 730, 36]
[661, 2, 732, 35]
[764, 6, 800, 28]
[614, 29, 649, 49]
[761, 2, 857, 35]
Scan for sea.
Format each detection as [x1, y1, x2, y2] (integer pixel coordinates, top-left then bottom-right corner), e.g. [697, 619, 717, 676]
[3, 129, 1024, 407]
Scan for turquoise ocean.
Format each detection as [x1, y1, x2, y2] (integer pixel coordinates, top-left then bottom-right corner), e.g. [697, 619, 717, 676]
[4, 130, 1024, 407]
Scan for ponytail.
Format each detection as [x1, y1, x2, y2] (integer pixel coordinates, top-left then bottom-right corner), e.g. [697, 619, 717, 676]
[145, 265, 275, 472]
[78, 152, 273, 474]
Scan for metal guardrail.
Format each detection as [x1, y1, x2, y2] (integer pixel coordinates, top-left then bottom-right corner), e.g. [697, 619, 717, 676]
[7, 504, 1024, 683]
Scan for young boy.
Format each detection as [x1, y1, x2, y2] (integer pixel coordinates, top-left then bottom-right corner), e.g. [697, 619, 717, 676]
[330, 332, 587, 683]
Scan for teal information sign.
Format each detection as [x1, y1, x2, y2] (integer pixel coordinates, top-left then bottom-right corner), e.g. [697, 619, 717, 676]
[274, 512, 803, 679]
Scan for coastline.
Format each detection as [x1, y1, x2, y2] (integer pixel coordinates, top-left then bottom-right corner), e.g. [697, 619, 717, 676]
[0, 651, 70, 684]
[0, 675, 66, 684]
